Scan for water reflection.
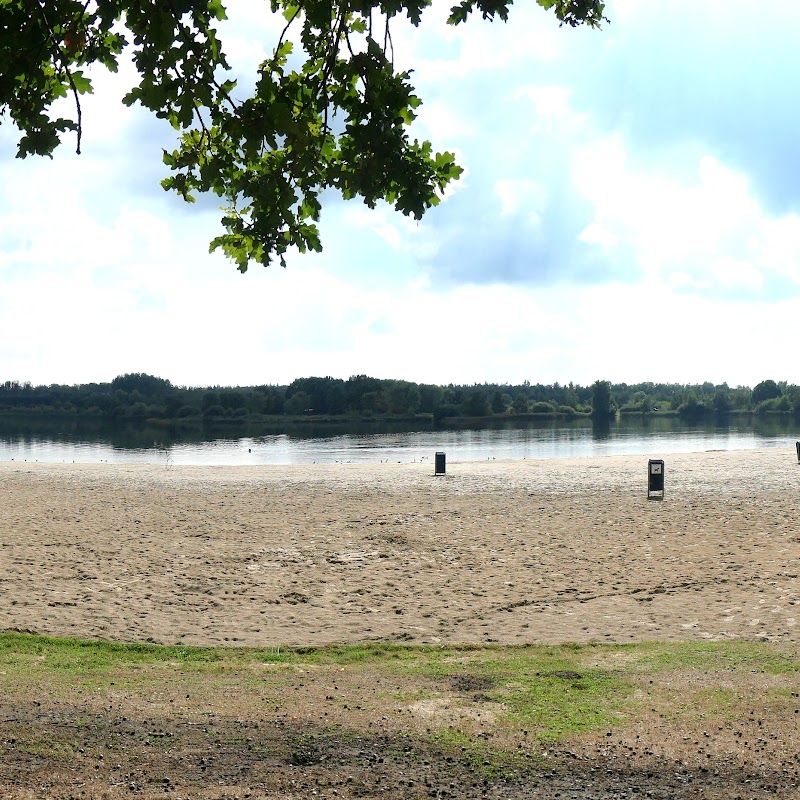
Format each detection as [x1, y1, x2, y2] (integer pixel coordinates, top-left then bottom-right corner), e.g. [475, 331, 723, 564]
[591, 417, 612, 441]
[0, 416, 797, 465]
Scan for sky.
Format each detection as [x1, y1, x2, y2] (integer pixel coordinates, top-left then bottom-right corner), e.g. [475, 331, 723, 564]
[2, 0, 800, 389]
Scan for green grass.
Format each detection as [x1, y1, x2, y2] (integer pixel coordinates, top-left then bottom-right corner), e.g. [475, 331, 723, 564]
[625, 640, 800, 674]
[388, 643, 632, 740]
[2, 632, 799, 753]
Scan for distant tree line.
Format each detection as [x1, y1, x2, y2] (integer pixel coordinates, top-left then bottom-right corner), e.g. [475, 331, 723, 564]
[0, 374, 797, 424]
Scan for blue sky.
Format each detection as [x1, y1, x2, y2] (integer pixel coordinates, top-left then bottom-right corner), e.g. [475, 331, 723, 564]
[1, 0, 799, 388]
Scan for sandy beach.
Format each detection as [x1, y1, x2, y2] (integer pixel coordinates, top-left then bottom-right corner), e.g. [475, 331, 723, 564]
[2, 448, 800, 647]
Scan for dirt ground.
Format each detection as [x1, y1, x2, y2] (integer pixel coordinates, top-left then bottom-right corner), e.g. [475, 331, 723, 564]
[2, 649, 800, 799]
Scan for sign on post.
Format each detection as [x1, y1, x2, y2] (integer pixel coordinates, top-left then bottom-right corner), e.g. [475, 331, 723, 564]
[647, 459, 665, 500]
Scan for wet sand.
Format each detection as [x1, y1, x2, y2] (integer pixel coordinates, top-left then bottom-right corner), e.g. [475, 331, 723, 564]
[1, 448, 799, 647]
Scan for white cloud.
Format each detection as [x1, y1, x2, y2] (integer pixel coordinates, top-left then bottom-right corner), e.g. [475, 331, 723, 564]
[573, 140, 800, 295]
[513, 85, 588, 135]
[494, 179, 547, 216]
[392, 2, 565, 80]
[413, 102, 476, 142]
[516, 85, 572, 119]
[758, 215, 800, 283]
[708, 256, 764, 292]
[563, 281, 800, 386]
[338, 204, 442, 262]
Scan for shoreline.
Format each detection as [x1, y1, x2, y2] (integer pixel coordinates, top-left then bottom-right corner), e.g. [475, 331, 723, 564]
[2, 448, 800, 648]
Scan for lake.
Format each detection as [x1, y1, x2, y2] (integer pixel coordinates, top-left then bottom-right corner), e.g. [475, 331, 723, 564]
[1, 417, 798, 465]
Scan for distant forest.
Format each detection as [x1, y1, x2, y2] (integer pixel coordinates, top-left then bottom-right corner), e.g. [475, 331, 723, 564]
[0, 374, 797, 426]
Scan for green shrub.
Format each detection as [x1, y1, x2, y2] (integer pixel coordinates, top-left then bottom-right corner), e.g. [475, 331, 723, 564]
[511, 394, 529, 414]
[677, 393, 707, 420]
[755, 396, 791, 415]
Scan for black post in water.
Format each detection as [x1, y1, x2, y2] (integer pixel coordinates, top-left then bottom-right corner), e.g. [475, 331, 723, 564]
[435, 451, 446, 475]
[647, 459, 665, 500]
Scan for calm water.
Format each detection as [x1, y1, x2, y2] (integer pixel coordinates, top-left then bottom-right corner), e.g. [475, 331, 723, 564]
[1, 418, 798, 465]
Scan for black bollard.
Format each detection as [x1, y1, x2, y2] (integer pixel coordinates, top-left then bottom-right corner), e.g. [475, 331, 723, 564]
[647, 459, 665, 500]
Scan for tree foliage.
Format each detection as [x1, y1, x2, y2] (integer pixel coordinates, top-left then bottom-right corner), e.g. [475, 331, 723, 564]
[751, 379, 781, 405]
[590, 379, 611, 419]
[0, 0, 606, 270]
[110, 372, 173, 396]
[3, 374, 800, 422]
